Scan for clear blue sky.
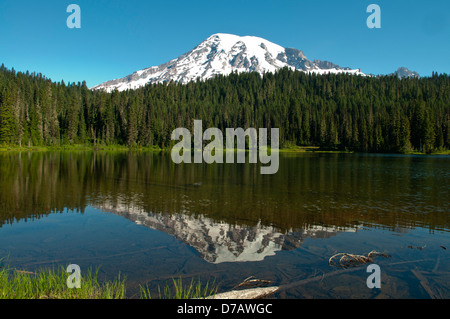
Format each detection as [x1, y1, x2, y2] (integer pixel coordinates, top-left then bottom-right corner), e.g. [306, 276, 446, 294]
[1, 0, 449, 87]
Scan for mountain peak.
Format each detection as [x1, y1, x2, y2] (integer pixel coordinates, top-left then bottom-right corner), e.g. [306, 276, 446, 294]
[395, 67, 420, 79]
[91, 33, 365, 92]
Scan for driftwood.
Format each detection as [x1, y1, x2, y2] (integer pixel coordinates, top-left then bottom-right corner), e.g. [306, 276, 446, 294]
[328, 250, 391, 269]
[208, 276, 277, 299]
[209, 250, 393, 299]
[411, 269, 442, 299]
[209, 268, 360, 299]
[232, 276, 274, 290]
[207, 286, 279, 299]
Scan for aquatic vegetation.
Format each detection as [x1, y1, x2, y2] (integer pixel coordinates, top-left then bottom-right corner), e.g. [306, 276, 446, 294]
[0, 264, 126, 299]
[140, 277, 218, 299]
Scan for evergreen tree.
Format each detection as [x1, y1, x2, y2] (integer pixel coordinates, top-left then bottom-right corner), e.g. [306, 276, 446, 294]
[0, 88, 15, 144]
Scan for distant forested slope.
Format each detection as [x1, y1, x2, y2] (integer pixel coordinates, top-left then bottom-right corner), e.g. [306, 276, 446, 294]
[1, 64, 449, 153]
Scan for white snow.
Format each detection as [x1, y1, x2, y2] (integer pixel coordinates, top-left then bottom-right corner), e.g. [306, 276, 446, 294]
[91, 33, 365, 92]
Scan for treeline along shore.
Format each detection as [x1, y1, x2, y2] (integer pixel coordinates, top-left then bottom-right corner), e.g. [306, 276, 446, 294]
[0, 64, 449, 154]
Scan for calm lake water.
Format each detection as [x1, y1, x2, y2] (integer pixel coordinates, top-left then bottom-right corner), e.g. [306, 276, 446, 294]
[0, 151, 449, 298]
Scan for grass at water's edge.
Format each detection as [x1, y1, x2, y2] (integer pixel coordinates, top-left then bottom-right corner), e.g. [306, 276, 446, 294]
[1, 143, 448, 155]
[139, 277, 218, 299]
[0, 144, 162, 153]
[0, 263, 217, 299]
[0, 265, 126, 299]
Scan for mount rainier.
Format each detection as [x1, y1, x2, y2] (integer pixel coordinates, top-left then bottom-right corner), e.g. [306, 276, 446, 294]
[91, 33, 366, 92]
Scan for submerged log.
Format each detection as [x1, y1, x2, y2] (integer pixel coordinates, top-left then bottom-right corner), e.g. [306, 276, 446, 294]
[207, 286, 279, 299]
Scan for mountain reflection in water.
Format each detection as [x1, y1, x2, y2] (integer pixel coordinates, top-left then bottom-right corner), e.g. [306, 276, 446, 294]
[99, 201, 357, 263]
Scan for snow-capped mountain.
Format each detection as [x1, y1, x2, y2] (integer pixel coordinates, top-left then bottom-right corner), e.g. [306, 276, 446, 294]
[394, 67, 420, 79]
[91, 33, 365, 92]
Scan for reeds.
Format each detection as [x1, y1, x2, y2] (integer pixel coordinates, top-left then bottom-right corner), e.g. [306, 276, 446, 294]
[0, 265, 126, 299]
[140, 277, 218, 299]
[0, 257, 217, 299]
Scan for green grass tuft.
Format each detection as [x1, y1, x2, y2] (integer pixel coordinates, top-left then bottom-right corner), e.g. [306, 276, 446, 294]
[139, 277, 218, 299]
[0, 264, 126, 299]
[0, 258, 218, 299]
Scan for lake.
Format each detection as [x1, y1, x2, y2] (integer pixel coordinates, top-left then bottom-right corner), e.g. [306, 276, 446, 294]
[0, 151, 449, 298]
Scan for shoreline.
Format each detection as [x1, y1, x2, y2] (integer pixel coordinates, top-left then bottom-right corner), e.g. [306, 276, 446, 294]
[0, 144, 449, 155]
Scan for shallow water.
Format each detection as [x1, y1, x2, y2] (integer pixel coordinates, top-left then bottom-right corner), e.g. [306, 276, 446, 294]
[0, 151, 449, 298]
